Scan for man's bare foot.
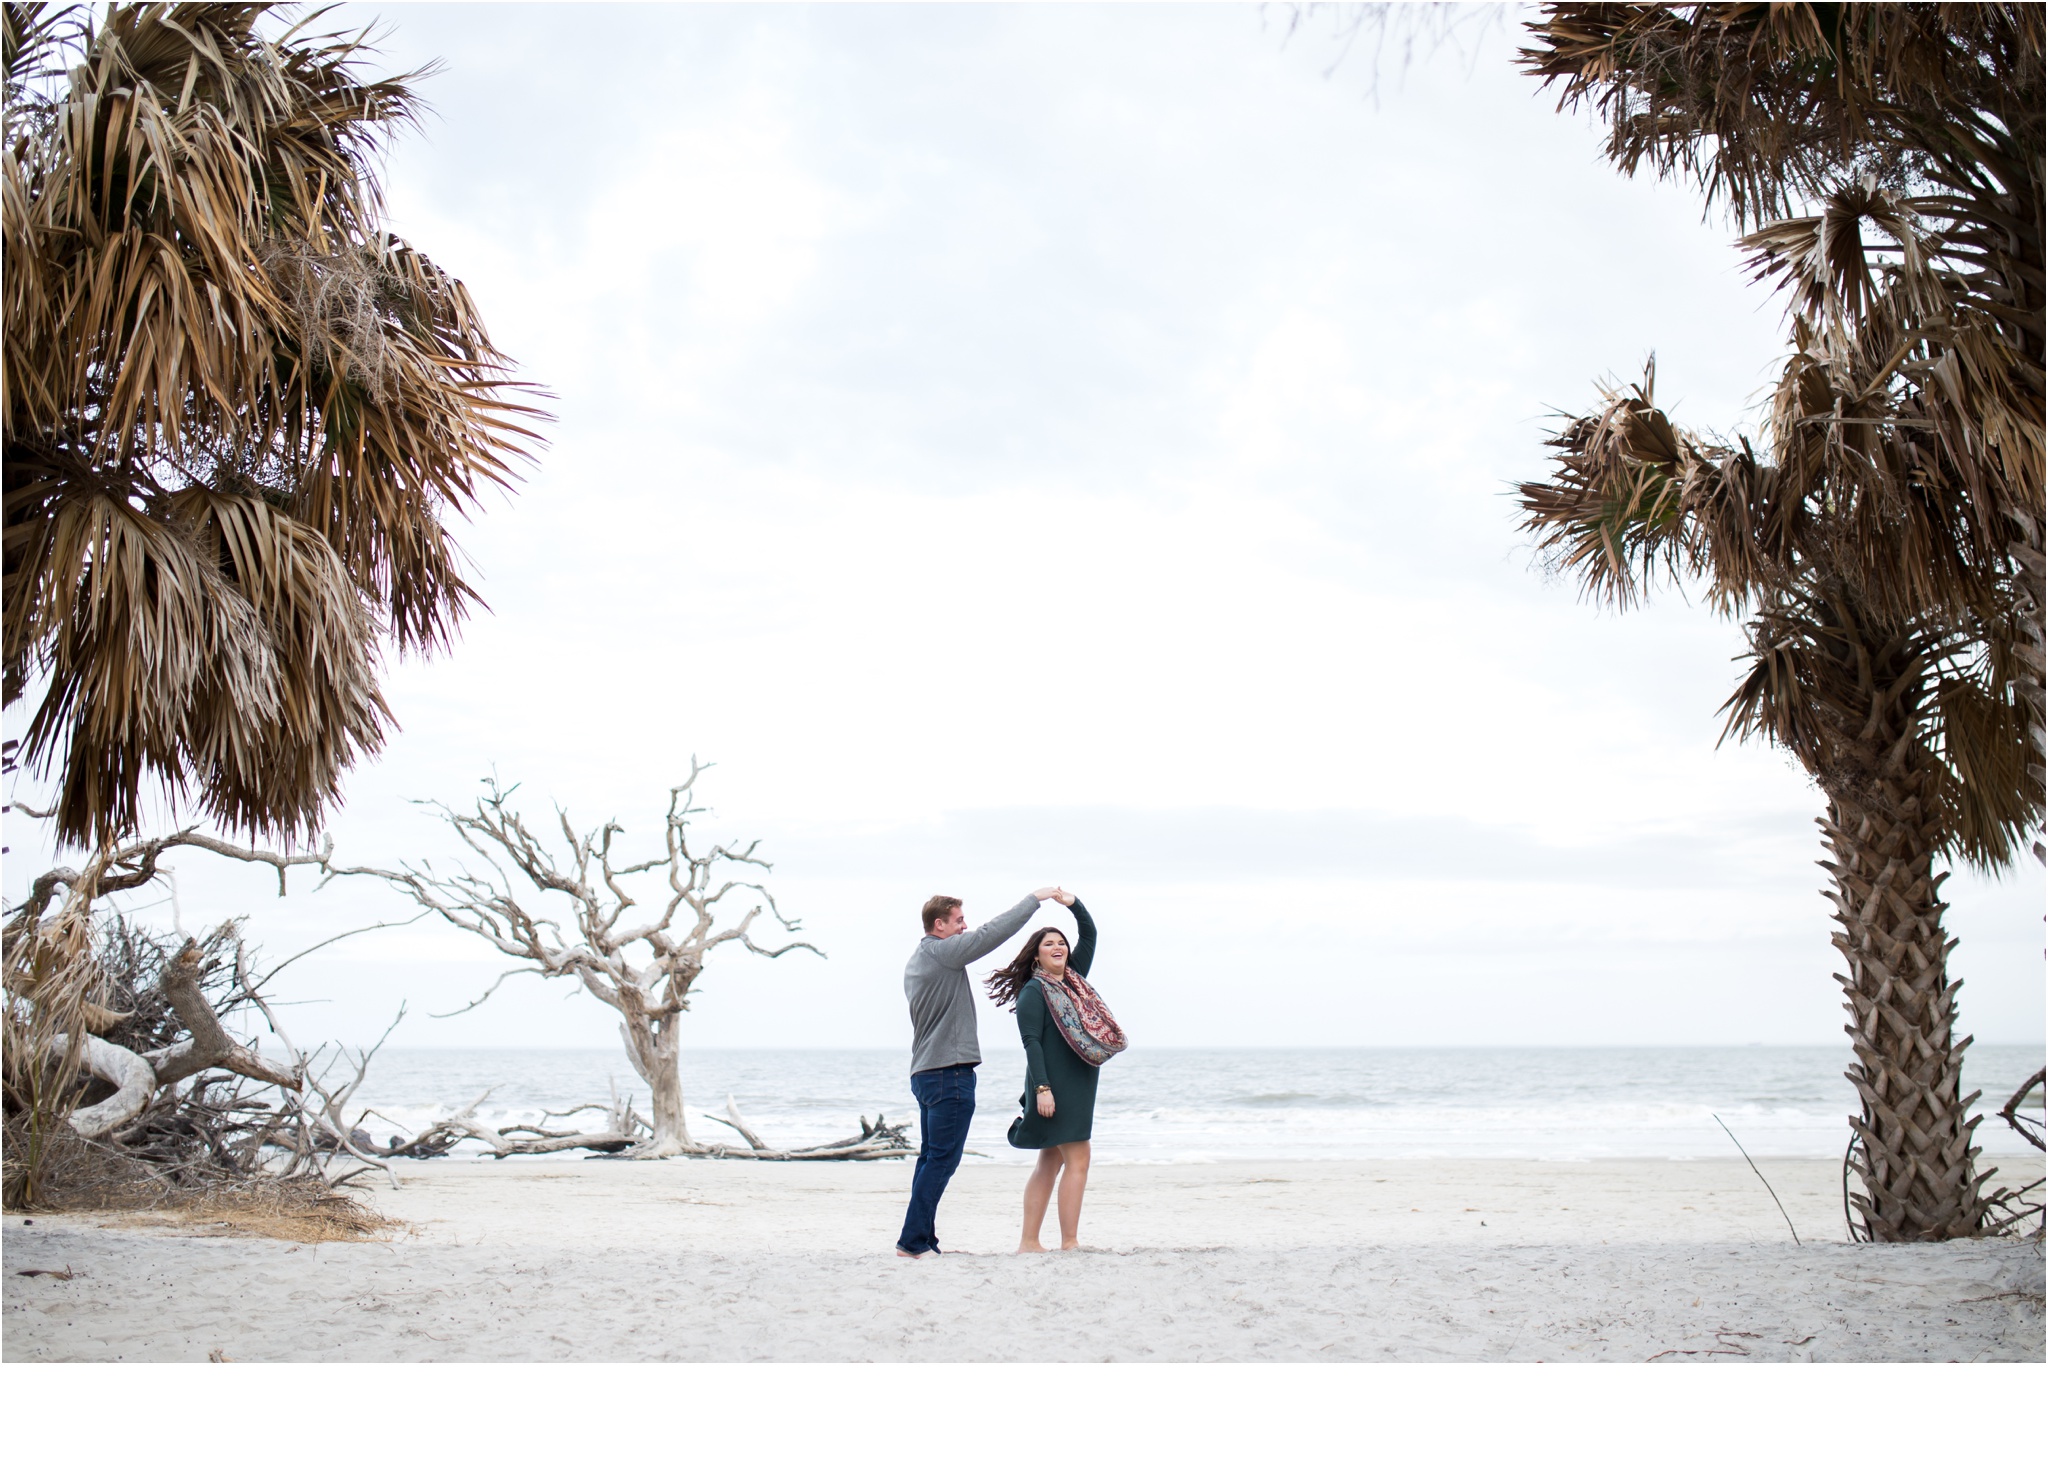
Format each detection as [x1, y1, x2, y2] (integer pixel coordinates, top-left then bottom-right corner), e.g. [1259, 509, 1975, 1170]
[1016, 1240, 1047, 1253]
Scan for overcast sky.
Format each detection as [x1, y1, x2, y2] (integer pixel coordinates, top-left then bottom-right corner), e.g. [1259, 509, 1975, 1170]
[7, 3, 2040, 1052]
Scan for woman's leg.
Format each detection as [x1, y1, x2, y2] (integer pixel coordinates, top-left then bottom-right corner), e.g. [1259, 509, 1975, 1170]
[1055, 1140, 1091, 1249]
[1018, 1147, 1063, 1252]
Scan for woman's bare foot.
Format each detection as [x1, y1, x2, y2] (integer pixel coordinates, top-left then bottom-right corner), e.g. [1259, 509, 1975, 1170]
[1060, 1239, 1081, 1250]
[1016, 1239, 1048, 1253]
[895, 1248, 923, 1258]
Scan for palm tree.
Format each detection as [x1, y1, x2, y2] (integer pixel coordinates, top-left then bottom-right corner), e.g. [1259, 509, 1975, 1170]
[3, 3, 543, 850]
[1520, 2, 2044, 856]
[1521, 357, 2036, 1240]
[1514, 3, 2043, 1241]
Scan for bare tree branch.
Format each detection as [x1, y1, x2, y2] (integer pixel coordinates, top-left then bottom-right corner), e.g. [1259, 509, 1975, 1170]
[428, 967, 521, 1020]
[6, 824, 337, 929]
[2000, 1068, 2046, 1152]
[259, 911, 429, 985]
[146, 937, 300, 1089]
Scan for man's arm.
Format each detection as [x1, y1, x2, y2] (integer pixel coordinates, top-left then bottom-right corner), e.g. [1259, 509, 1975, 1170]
[927, 893, 1043, 966]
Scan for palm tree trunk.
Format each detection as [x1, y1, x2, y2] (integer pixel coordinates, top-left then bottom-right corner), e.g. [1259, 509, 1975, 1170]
[1822, 768, 1991, 1241]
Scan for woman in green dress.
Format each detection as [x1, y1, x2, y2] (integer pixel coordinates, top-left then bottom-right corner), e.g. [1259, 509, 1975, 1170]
[985, 891, 1124, 1252]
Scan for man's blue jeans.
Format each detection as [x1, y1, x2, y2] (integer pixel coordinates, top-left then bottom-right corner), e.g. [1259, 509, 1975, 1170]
[898, 1063, 976, 1255]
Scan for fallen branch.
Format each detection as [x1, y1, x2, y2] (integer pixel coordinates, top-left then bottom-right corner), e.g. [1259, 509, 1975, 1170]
[1712, 1113, 1800, 1245]
[146, 939, 299, 1090]
[1647, 1334, 1753, 1362]
[366, 1089, 495, 1159]
[1981, 1176, 2045, 1238]
[294, 1011, 407, 1189]
[697, 1105, 913, 1161]
[704, 1140, 910, 1163]
[375, 1089, 637, 1160]
[702, 1094, 771, 1150]
[1998, 1068, 2045, 1152]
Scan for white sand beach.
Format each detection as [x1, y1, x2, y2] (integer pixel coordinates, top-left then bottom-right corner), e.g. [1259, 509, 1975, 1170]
[6, 1154, 2041, 1362]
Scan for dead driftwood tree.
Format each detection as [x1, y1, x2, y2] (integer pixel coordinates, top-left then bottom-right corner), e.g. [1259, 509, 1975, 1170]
[3, 819, 406, 1210]
[333, 764, 889, 1159]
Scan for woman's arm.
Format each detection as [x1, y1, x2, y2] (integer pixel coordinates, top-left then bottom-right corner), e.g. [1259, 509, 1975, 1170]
[1017, 980, 1052, 1105]
[1069, 898, 1096, 977]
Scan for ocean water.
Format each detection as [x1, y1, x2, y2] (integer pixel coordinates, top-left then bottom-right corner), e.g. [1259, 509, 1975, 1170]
[344, 1045, 2047, 1165]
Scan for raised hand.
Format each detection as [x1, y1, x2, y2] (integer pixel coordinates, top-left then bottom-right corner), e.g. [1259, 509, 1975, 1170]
[1031, 886, 1061, 901]
[1053, 888, 1076, 907]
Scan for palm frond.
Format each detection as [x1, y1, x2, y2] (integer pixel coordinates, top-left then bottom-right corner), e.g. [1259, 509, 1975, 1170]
[1928, 662, 2035, 871]
[3, 3, 547, 848]
[1517, 359, 1788, 611]
[1524, 2, 2045, 543]
[1520, 5, 2043, 231]
[1742, 182, 1939, 330]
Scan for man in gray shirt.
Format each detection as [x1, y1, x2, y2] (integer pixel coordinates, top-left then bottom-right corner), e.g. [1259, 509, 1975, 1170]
[896, 886, 1059, 1257]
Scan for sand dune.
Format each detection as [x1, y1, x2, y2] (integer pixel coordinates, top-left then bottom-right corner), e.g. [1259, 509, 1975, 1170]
[6, 1156, 2041, 1362]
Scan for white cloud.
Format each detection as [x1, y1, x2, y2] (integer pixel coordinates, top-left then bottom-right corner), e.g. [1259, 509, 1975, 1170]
[6, 4, 2037, 1053]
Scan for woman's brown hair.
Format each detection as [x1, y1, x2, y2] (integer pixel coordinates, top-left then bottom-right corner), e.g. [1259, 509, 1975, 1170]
[983, 926, 1071, 1010]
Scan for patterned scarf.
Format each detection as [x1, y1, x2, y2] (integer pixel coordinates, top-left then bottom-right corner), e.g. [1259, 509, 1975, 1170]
[1036, 968, 1128, 1066]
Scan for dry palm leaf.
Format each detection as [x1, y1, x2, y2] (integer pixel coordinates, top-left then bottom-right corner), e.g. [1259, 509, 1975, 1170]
[3, 2, 547, 848]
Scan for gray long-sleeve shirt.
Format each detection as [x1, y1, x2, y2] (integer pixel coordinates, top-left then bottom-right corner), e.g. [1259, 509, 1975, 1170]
[904, 894, 1041, 1074]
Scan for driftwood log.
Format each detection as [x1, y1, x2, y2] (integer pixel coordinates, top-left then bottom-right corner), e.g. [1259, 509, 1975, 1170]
[375, 1090, 913, 1162]
[374, 1089, 637, 1159]
[699, 1095, 914, 1161]
[46, 1032, 158, 1138]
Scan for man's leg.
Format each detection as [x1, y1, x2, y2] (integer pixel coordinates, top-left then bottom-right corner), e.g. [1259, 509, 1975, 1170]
[919, 1066, 976, 1252]
[896, 1065, 975, 1255]
[897, 1070, 940, 1256]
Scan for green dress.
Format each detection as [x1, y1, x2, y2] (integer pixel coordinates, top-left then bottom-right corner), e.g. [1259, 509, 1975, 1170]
[1008, 899, 1102, 1150]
